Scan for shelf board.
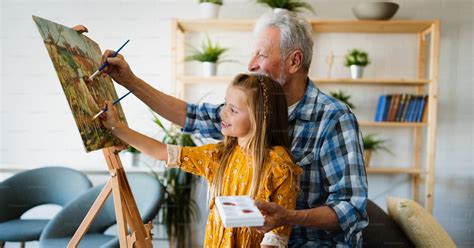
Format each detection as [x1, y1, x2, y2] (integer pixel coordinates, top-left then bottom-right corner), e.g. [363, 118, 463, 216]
[176, 19, 254, 32]
[176, 19, 436, 33]
[312, 20, 435, 33]
[367, 167, 424, 175]
[178, 75, 430, 86]
[313, 78, 430, 86]
[360, 121, 428, 127]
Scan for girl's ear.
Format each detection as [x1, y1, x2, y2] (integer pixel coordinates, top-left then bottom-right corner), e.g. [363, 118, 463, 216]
[288, 50, 303, 74]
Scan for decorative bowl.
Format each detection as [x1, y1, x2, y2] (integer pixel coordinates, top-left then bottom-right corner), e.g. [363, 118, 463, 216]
[352, 2, 399, 20]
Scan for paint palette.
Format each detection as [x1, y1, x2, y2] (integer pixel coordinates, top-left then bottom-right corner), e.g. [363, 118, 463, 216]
[215, 195, 264, 228]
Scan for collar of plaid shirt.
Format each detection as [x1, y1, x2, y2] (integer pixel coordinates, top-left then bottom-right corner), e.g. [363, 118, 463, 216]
[288, 78, 319, 123]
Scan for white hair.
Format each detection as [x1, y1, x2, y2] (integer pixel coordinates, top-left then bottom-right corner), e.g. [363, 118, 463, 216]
[254, 9, 314, 72]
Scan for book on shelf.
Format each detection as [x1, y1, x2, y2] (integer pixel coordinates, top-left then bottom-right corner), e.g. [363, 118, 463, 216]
[395, 94, 407, 122]
[410, 96, 422, 122]
[382, 95, 392, 121]
[405, 96, 416, 122]
[387, 94, 399, 121]
[417, 95, 429, 122]
[374, 95, 387, 122]
[374, 94, 428, 123]
[399, 94, 412, 122]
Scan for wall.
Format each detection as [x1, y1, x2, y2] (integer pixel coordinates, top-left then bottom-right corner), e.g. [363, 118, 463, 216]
[1, 0, 472, 247]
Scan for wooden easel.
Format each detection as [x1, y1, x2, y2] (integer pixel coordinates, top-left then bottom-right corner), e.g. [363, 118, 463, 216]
[67, 147, 153, 248]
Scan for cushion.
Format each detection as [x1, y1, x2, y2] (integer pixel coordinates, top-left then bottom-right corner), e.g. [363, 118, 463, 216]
[0, 219, 49, 241]
[387, 197, 456, 248]
[363, 200, 414, 247]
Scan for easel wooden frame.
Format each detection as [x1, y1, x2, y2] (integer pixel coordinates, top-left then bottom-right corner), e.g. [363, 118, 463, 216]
[67, 147, 153, 248]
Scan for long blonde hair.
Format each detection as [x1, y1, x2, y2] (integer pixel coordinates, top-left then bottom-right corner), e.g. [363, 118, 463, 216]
[211, 73, 291, 199]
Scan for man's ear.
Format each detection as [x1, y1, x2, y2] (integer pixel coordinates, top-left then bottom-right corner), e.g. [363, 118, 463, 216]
[288, 50, 303, 74]
[72, 25, 88, 34]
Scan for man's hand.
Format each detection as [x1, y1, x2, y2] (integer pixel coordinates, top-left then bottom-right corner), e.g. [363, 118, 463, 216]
[254, 200, 291, 233]
[99, 50, 137, 87]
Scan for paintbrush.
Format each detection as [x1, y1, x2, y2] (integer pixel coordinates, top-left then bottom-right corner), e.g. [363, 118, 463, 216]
[92, 90, 133, 120]
[89, 39, 130, 80]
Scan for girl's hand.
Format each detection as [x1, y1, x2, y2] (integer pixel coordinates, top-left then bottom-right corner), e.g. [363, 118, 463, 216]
[99, 101, 123, 130]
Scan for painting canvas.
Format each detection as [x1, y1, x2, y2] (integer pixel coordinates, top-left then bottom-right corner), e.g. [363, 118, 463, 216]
[33, 15, 127, 152]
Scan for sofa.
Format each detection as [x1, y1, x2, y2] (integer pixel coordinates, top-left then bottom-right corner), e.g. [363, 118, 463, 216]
[363, 198, 456, 248]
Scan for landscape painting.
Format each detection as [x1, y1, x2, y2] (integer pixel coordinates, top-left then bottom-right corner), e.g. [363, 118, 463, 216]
[33, 15, 127, 152]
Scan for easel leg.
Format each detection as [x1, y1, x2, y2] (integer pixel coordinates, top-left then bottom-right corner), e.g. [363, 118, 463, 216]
[67, 180, 113, 248]
[110, 169, 129, 247]
[103, 147, 153, 247]
[117, 170, 153, 248]
[67, 147, 153, 248]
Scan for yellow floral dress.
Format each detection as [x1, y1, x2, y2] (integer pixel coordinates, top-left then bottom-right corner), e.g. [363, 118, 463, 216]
[166, 144, 302, 248]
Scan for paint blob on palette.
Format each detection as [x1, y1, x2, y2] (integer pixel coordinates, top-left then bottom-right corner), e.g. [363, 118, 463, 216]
[215, 195, 264, 228]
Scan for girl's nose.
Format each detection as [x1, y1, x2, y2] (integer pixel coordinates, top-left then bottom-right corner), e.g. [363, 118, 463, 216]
[219, 106, 228, 118]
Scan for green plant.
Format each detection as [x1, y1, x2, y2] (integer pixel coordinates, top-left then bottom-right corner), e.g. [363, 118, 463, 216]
[256, 0, 315, 14]
[185, 36, 228, 63]
[362, 134, 392, 153]
[345, 48, 370, 67]
[199, 0, 223, 5]
[330, 90, 355, 109]
[147, 113, 201, 248]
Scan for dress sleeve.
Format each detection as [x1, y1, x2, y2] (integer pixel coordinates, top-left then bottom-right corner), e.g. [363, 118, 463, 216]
[261, 149, 303, 247]
[166, 143, 219, 180]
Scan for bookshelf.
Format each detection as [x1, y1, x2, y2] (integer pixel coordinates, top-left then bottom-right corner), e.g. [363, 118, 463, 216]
[171, 19, 440, 212]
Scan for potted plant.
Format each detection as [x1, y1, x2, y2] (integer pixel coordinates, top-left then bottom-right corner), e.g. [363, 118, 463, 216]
[121, 145, 141, 167]
[362, 133, 392, 167]
[345, 48, 370, 79]
[256, 0, 315, 14]
[186, 36, 229, 76]
[199, 0, 223, 19]
[330, 90, 355, 109]
[147, 113, 201, 248]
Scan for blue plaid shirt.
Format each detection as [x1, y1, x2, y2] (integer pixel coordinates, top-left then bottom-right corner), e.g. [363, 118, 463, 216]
[183, 79, 368, 247]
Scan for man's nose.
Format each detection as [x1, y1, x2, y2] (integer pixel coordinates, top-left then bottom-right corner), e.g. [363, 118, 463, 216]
[248, 56, 259, 72]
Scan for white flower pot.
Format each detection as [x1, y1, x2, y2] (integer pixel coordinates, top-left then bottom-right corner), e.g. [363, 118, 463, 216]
[199, 3, 220, 19]
[202, 62, 217, 76]
[350, 65, 364, 79]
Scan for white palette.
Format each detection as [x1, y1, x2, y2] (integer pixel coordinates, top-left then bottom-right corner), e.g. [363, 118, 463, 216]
[215, 195, 264, 228]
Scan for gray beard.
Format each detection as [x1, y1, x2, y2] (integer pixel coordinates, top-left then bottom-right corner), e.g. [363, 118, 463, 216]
[250, 66, 287, 85]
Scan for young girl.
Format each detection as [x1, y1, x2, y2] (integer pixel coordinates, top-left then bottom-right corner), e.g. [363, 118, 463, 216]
[100, 73, 302, 247]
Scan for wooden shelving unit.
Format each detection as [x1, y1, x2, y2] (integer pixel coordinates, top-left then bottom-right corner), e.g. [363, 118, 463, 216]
[172, 19, 440, 212]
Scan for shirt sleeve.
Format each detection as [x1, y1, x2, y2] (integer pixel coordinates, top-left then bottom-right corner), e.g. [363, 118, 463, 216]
[319, 112, 368, 242]
[166, 143, 218, 181]
[261, 150, 303, 245]
[182, 103, 224, 140]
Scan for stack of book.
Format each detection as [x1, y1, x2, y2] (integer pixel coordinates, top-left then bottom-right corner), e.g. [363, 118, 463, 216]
[374, 94, 428, 122]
